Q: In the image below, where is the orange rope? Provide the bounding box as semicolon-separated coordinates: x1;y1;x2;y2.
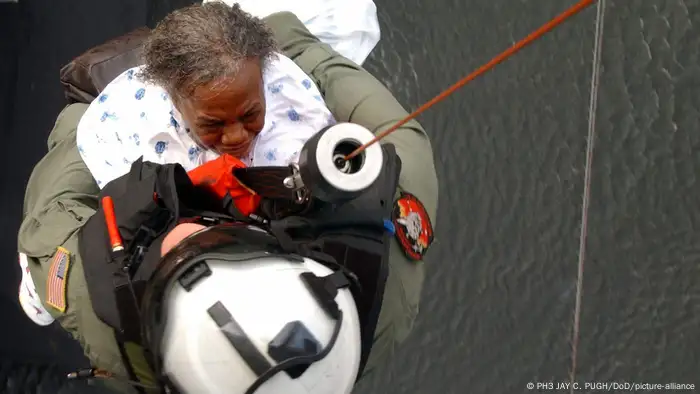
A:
345;0;597;160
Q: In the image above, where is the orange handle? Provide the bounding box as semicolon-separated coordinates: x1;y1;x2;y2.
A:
102;196;124;252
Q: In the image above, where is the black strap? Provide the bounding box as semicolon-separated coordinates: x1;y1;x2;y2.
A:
300;271;350;320
267;218;363;295
233;167;296;200
126;157;146;185
124;208;172;275
267;217;314;252
222;192;256;223
258;198;316;221
207;301;273;376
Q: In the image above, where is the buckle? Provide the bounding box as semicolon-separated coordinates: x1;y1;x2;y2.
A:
283;163;309;205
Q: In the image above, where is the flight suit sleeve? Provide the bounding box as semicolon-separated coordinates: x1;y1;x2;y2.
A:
264;12;440;378
17;103;141;393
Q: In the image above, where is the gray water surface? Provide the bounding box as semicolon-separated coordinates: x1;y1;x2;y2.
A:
358;0;700;393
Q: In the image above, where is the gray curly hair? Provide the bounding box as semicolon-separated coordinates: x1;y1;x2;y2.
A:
140;1;277;99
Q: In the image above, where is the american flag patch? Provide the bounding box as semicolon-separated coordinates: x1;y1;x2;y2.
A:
46;247;71;313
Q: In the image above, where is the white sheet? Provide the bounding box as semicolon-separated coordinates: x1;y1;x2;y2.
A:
205;0;380;66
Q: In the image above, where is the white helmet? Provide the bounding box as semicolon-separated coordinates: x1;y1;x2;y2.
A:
141;224;363;394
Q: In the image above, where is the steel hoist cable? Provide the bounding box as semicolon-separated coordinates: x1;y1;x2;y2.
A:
570;0;606;391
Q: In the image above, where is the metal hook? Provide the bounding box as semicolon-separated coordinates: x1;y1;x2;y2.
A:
283;164;310;204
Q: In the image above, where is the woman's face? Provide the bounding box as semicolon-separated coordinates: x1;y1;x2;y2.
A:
176;59;266;158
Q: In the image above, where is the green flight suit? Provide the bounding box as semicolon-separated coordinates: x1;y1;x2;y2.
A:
17;11;438;393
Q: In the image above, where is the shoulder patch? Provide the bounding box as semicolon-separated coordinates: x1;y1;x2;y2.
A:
46;247;71;313
391;192;434;261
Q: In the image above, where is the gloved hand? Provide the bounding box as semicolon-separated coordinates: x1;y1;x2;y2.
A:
187;154;261;218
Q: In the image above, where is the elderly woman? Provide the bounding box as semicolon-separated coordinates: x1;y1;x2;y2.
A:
77;1;375;188
18;8;438;394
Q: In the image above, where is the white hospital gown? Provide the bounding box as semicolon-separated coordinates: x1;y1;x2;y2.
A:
76;53;335;188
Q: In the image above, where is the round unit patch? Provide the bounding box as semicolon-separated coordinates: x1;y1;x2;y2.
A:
391;192;434;261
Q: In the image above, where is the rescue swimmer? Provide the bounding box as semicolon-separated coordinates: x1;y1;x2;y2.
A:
17;9;438;394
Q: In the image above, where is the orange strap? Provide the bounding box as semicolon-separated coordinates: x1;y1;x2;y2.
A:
187;155;261;217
